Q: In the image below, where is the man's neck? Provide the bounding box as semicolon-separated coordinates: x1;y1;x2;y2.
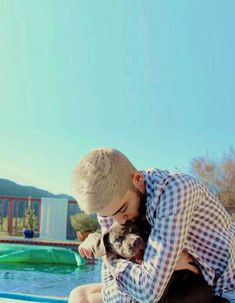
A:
134;203;151;243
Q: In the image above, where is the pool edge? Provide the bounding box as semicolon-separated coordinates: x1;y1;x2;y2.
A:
0;292;67;303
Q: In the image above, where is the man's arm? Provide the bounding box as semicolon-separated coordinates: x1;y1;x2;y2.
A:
101;259;137;303
98;216;137;302
105;174;203;302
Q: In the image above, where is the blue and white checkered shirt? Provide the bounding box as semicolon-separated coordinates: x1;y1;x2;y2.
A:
98;168;235;303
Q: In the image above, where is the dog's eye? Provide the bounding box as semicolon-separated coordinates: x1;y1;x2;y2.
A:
114;236;124;245
129;227;137;233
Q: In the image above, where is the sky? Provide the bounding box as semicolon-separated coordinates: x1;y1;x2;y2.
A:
0;0;234;196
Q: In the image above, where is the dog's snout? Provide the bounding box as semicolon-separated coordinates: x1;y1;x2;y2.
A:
132;238;144;250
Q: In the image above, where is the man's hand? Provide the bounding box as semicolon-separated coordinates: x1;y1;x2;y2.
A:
79;243;93;258
79;244;93;258
175;251;200;274
78;233;97;258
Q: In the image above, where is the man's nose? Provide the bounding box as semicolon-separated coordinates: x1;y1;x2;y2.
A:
113;214;128;225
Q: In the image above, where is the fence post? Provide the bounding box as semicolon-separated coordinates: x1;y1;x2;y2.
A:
8;198;14;236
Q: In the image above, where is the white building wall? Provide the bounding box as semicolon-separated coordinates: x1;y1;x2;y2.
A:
39;198;68;241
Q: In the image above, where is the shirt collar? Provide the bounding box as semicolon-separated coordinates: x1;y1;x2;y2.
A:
142;168;170;225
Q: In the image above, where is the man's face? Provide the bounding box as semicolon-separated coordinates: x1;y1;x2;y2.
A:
98;172;146;224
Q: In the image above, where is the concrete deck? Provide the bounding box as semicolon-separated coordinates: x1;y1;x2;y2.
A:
0;299;47;303
0;293;67;303
0;299;30;303
0;299;67;303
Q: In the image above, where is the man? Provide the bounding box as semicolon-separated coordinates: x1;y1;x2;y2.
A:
69;148;235;303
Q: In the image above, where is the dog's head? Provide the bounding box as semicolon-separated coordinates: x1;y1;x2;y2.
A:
92;221;146;263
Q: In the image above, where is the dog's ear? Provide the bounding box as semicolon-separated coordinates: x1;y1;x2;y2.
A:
90;232;108;258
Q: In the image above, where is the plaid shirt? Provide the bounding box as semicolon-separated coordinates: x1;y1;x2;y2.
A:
98;168;235;303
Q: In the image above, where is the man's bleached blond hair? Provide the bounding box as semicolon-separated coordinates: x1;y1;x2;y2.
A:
72;148;136;213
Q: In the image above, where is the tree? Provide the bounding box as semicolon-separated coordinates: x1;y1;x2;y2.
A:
190;148;235;207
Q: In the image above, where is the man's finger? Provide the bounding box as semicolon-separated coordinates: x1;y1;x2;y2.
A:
80;248;92;258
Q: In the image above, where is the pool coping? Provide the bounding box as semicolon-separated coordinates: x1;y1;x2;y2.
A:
0;293;67;303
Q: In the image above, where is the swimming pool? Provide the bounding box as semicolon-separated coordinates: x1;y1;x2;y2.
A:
0;260;101;298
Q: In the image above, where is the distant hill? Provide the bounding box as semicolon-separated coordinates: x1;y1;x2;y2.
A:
0;178;73;200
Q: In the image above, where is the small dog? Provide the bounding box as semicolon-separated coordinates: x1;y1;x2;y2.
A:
86;221;228;303
90;221;146;263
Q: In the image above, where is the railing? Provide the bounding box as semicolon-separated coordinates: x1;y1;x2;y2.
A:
0;196;41;236
1;196;233;239
0;196;80;239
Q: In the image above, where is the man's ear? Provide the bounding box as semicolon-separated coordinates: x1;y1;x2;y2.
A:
132;171;145;192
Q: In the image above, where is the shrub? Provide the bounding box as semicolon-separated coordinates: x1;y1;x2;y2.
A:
70;213;99;232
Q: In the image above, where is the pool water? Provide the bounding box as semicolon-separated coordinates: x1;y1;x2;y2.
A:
0;260;101;297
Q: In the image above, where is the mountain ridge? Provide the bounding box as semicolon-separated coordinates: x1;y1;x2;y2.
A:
0;178;73;200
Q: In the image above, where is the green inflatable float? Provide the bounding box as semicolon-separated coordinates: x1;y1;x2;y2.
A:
0;243;85;266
